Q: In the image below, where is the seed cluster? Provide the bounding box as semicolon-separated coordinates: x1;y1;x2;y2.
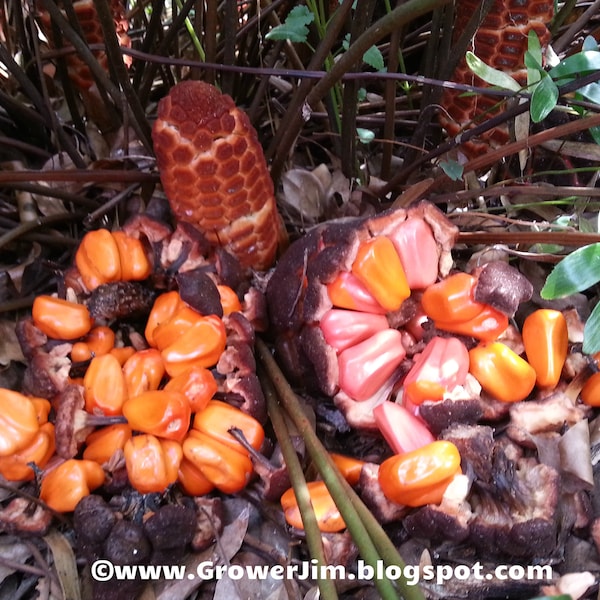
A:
1;220;267;520
266;202;595;533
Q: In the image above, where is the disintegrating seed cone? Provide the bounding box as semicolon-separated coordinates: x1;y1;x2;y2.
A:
36;0;131;91
439;0;553;157
152;81;287;270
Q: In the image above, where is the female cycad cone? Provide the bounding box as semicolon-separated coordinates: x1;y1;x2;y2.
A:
439;0;553;157
37;0;131;91
152;81;286;270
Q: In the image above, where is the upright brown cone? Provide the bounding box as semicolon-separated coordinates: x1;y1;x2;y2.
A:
152;81;286;270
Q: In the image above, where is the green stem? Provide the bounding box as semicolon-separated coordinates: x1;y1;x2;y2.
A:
174;0;206;60
265;0;354;164
268;0;452;184
261;368;339;600
256;339;426;600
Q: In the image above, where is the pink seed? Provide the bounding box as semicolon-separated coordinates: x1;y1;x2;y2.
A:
320;309;390;352
373;401;435;454
337;329;406;401
389;217;439;289
403;336;470;405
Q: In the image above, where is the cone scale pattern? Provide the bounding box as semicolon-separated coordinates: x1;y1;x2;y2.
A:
152;81;285;271
439;0;554;157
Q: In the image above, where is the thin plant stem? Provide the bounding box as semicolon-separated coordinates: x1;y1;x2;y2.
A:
341;0;377;179
93;0;152;145
174;0;206;60
137;0;197;105
41;0;153;153
260;367;339;600
268;0;452;184
257;338;427;600
0;212;87;251
265;0;354;165
0;44;86;168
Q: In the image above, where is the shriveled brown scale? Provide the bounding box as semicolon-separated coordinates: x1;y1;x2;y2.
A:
14;318;48;361
441;424;496;482
221;373;267;424
358;463;407;524
473;260;534;317
53;383;94;458
217;343;256;377
86;281;156;322
419;396;484;434
506;391;591;445
471;459;561;557
121;212;173;246
152;81;287;271
321;531;359;570
249;446;292;503
191;496;224;551
0;498;52;536
176;269;223;318
17;329;71;399
403;479;472;543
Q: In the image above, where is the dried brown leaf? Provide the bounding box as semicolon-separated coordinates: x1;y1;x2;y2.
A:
280;166;332;223
213;551;289;600
559;419;594;491
280;165;350;225
0;535;33;585
0;321;24;366
44;529;82;600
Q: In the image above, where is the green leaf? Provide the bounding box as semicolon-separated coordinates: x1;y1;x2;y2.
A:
530;73;559;122
342;35;385;72
531;243;564;255
549;50;600;83
583;300;600;354
265;6;314;43
583;35;599;52
439;159;464;181
363;45;385;72
554;215;573;228
590;125;600;145
524;48;543;87
466;51;521;91
527;30;543;67
576;82;600;106
540;243;600;299
578;216;596;233
356;128;375;144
